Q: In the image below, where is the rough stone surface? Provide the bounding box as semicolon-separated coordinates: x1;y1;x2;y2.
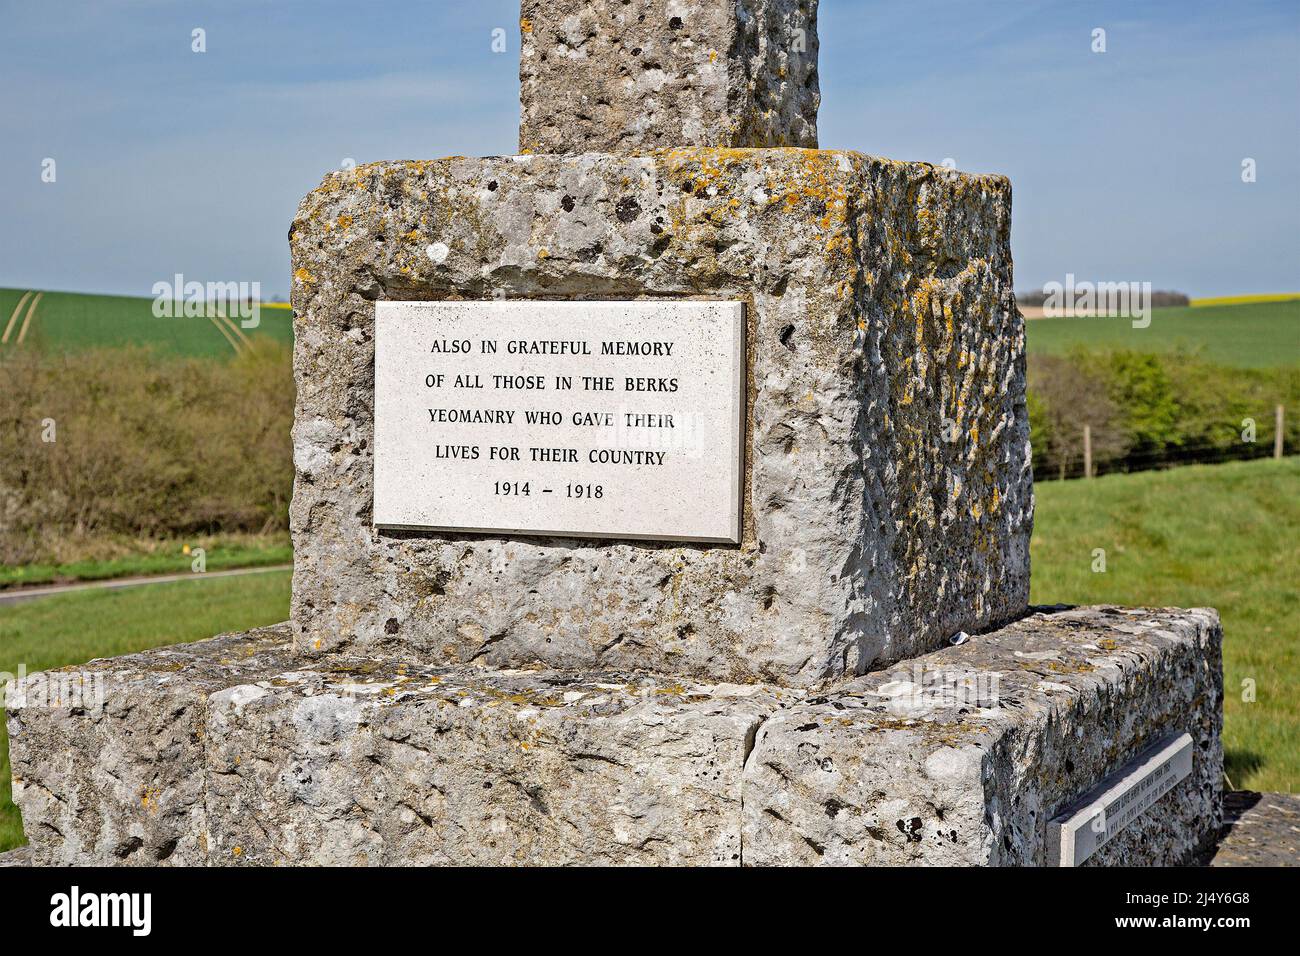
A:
4;626;294;866
520;0;819;154
1199;791;1300;867
0;846;32;867
6;606;1221;866
288;149;1032;686
205;661;783;866
743;606;1224;865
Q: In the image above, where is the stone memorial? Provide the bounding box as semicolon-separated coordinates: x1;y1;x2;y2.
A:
5;0;1222;866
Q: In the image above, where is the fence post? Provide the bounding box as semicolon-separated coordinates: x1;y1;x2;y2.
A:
1276;405;1285;460
1084;424;1093;479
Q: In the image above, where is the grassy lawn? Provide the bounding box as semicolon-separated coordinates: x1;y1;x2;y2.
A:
0;533;292;590
1026;299;1299;368
1031;457;1300;793
0;569;291;851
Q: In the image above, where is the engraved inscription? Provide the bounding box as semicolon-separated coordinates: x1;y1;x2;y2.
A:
372;301;745;542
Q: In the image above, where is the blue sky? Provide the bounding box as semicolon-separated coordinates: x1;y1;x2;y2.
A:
1;0;1296;298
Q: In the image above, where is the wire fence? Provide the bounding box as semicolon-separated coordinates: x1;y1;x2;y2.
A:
1034;411;1289;482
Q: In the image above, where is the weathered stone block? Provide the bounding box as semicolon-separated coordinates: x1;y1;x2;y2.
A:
5;626;294;866
519;0;820;153
8;607;1222;866
288;149;1032;687
0;847;32;867
204;661;782;866
742;606;1224;865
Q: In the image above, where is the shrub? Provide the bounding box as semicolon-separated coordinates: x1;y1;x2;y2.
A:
1027;354;1130;478
1028;349;1299;478
0;341;294;565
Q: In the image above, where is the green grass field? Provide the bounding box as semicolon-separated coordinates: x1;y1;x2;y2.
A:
1032;457;1299;794
0;288;293;358
1026;299;1300;368
0;569;292;851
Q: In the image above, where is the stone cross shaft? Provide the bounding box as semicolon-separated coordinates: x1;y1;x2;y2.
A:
519;0;819;153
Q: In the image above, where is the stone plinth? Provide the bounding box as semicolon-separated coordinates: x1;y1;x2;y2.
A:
5;607;1222;866
4;626;295;867
520;0;820;153
742;605;1223;866
206;663;780;866
288;149;1032;687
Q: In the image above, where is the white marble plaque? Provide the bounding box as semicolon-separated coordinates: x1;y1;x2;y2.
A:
1048;732;1194;867
372;300;745;543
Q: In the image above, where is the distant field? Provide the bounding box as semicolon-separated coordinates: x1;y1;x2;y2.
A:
1032;457;1300;793
1191;293;1300;308
0;288;292;358
10;288;1295;367
1025;300;1299;369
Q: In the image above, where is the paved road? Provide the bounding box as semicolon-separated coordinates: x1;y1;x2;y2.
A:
0;564;292;606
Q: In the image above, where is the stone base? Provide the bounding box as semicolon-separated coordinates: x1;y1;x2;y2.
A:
1199;791;1300;867
0;847;33;867
6;607;1222;866
4;626;297;866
